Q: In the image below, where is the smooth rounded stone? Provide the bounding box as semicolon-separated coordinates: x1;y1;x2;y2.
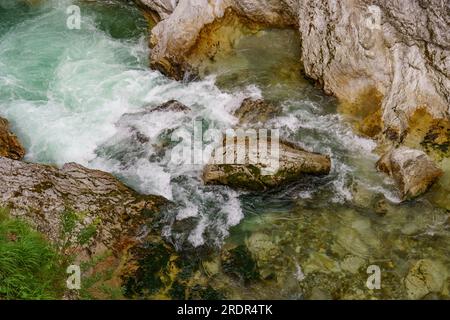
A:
0;116;25;160
350;218;381;250
377;147;443;200
234;98;280;125
340;256;366;274
334;227;370;258
401;222;422;236
341;289;371;300
303;252;340;275
308;287;333;300
404;259;449;300
203;139;331;191
202;258;221;277
245;232;282;279
350;181;378;209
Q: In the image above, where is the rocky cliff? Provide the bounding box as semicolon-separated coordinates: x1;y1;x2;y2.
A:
139;0;450;149
0;157;166;258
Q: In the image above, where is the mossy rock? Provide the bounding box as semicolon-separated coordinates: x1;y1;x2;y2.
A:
221;245;260;284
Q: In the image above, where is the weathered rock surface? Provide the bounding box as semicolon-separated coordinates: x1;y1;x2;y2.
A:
141;0;450;146
245;232;282;279
203;96;329;190
108;99;190;159
404;259;448;300
135;0;179;21
120;100;190;123
0;117;25;160
376;147;443;200
203;138;331;191
0;156;166;257
234;98;280;125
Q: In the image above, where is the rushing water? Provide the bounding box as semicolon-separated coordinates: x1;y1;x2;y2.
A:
1;0;449;299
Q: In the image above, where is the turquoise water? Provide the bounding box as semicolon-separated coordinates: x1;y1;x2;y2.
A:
1;0;449;299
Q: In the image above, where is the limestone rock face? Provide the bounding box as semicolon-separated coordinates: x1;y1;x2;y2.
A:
135;0;179;21
0;117;25;160
0;157;166;256
203;139;331;191
376;147;443;200
142;0;450;144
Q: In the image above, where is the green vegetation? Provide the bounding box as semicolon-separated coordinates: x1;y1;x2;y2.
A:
59;209;99;251
0;208;67;299
123;242;172;298
78;251;124;300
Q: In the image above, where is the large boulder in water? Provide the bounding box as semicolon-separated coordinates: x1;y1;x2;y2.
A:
203;138;331;191
0;117;25;160
376;147;443;200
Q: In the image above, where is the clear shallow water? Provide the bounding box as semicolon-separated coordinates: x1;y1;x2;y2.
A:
1;0;449;299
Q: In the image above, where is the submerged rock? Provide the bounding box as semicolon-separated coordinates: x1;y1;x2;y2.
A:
151;99;191;113
0;117;25;160
221;245;260;284
303;252;340;275
106;99;190;161
245;232;282;279
404;259;448;300
234;98;280;125
203;139;331;191
0;157;166;257
376;147;443;200
340;256;366;274
119;100;190;124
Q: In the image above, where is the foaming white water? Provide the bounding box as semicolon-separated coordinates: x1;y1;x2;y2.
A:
0;1;402;249
0;2;247;247
269;101;399;204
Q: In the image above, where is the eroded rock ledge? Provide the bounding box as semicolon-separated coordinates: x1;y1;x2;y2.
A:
140;0;450;148
0;156;166;258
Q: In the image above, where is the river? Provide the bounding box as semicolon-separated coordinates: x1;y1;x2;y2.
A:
1;0;449;299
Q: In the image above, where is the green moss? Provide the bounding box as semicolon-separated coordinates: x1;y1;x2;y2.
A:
0;208;68;299
222;245;260;284
221;165;266;191
59;209;99;248
61;209;79;235
77;224;98;246
169;280;186;300
122;242;172;298
175;253;200;281
189;284;225;300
